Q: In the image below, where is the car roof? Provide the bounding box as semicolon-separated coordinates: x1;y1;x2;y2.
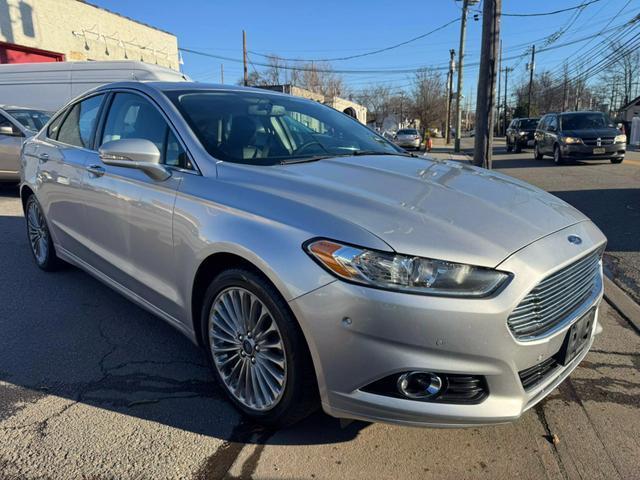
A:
94;81;293;98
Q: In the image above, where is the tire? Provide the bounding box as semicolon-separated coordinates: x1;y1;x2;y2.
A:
506;139;513;152
534;143;543;160
610;157;623;164
514;142;522;153
201;268;318;428
25;195;62;271
553;145;564;165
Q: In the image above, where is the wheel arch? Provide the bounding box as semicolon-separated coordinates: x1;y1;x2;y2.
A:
19;184;35;214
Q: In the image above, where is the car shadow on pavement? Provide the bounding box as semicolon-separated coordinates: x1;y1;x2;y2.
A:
491;155;598;169
0;213;368;446
0;183;19;198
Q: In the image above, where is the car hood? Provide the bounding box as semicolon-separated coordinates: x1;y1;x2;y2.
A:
562;128;619;138
218;155;588;268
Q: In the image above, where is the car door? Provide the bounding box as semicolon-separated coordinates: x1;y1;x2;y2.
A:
82;90;190;319
544;115;559;154
34;94;106;256
0;111;24;180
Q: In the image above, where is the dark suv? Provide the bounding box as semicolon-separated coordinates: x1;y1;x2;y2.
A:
506;117;539;152
534;111;626;164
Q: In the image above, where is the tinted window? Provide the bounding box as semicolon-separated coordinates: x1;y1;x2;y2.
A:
167;90;402;165
101;92;190;169
561;113;614;130
520;119;539;129
47;111;66;139
398;129;418;135
57;95;104;148
0;114;13;132
6;109;50;131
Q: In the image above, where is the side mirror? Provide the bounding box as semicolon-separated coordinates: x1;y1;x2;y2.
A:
0;124;22;137
99;138;171;181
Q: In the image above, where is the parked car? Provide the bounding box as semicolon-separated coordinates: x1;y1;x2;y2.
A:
394;128;422;150
21;82;606;428
506;117;539;153
534;111;626;164
0;105;51;183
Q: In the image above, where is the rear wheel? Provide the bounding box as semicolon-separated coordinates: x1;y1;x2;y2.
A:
553;145;564;165
25;195;62;271
202;268;318;427
610;157;623;164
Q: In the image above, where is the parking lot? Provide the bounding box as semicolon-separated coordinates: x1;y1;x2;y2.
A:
1;146;639;479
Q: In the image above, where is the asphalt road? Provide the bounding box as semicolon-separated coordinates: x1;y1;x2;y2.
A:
0;169;639;479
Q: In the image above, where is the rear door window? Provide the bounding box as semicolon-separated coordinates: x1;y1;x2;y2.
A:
56;95;105;148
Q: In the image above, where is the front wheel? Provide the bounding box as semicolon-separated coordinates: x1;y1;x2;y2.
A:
553;145;564;165
610;157;623;164
534;143;543;160
202;268;318;428
25;195;62;271
506;139;513;152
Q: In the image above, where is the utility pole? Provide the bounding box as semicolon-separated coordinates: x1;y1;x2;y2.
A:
242;30;248;86
445;48;456;145
496;40;502;136
562;63;569;111
502;67;512;136
220;64;224;84
473;0;501;168
454;0;473;152
527;45;536;117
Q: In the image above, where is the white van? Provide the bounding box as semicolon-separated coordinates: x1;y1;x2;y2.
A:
0;61;190;112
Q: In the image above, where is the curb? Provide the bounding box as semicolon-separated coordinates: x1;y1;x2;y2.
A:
603;275;640;332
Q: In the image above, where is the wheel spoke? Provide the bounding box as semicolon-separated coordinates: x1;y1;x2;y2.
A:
208;286;287;411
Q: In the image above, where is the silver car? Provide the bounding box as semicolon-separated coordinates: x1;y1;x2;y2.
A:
394;128;422;150
20;82;606;428
0;106;51;183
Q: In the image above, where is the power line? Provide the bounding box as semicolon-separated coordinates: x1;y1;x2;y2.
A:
247;18;460;63
500;0;603;17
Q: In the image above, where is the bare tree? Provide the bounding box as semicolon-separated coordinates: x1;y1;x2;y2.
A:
411;68;447;131
355;85;393;129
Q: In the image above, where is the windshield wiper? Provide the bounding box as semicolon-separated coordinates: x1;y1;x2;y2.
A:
280;155;335;165
349;150;418;158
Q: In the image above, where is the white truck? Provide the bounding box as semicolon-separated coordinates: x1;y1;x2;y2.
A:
0;61;190;112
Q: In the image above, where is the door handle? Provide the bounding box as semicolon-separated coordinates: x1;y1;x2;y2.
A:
38;153;49;162
86;164;106;177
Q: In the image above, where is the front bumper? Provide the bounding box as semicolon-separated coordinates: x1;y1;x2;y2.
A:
289;221;606;427
561;142;626;159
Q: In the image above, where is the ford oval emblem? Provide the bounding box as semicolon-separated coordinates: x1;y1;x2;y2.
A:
568;235;582;245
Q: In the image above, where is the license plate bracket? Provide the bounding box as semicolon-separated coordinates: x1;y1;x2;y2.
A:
593;147;606;154
557;309;595;366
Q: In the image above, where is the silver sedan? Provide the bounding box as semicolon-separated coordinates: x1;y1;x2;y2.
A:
20;82;606;427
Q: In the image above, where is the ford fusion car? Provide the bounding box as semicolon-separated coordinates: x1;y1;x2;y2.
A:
20;82;606;427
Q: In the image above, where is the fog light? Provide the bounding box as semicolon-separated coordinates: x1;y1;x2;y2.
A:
397;371;442;399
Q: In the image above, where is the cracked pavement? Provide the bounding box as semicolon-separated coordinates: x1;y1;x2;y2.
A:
1;184;639;480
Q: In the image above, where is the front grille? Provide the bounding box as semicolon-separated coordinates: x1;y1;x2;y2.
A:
583;137;614;146
519;357;559;390
508;250;601;340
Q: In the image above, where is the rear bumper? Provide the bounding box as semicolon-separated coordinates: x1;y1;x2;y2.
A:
561;143;626;159
289;221;607;427
395;139;421;148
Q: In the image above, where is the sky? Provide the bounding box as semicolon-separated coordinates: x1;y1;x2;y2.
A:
92;0;638;104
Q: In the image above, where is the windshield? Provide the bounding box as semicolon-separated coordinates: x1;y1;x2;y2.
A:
520;119;539;129
166;90;402;165
6;109;51;131
561;113;614;130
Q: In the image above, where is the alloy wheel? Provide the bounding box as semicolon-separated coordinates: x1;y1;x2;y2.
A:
26;199;49;265
208;287;287;411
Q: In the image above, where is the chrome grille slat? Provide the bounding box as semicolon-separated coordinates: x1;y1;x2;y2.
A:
535;255;599;291
509;272;596;322
508;250;601;340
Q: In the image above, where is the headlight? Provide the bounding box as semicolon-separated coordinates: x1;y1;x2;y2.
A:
519;131;527;136
305;239;510;297
614;134;627;143
563;137;582;144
